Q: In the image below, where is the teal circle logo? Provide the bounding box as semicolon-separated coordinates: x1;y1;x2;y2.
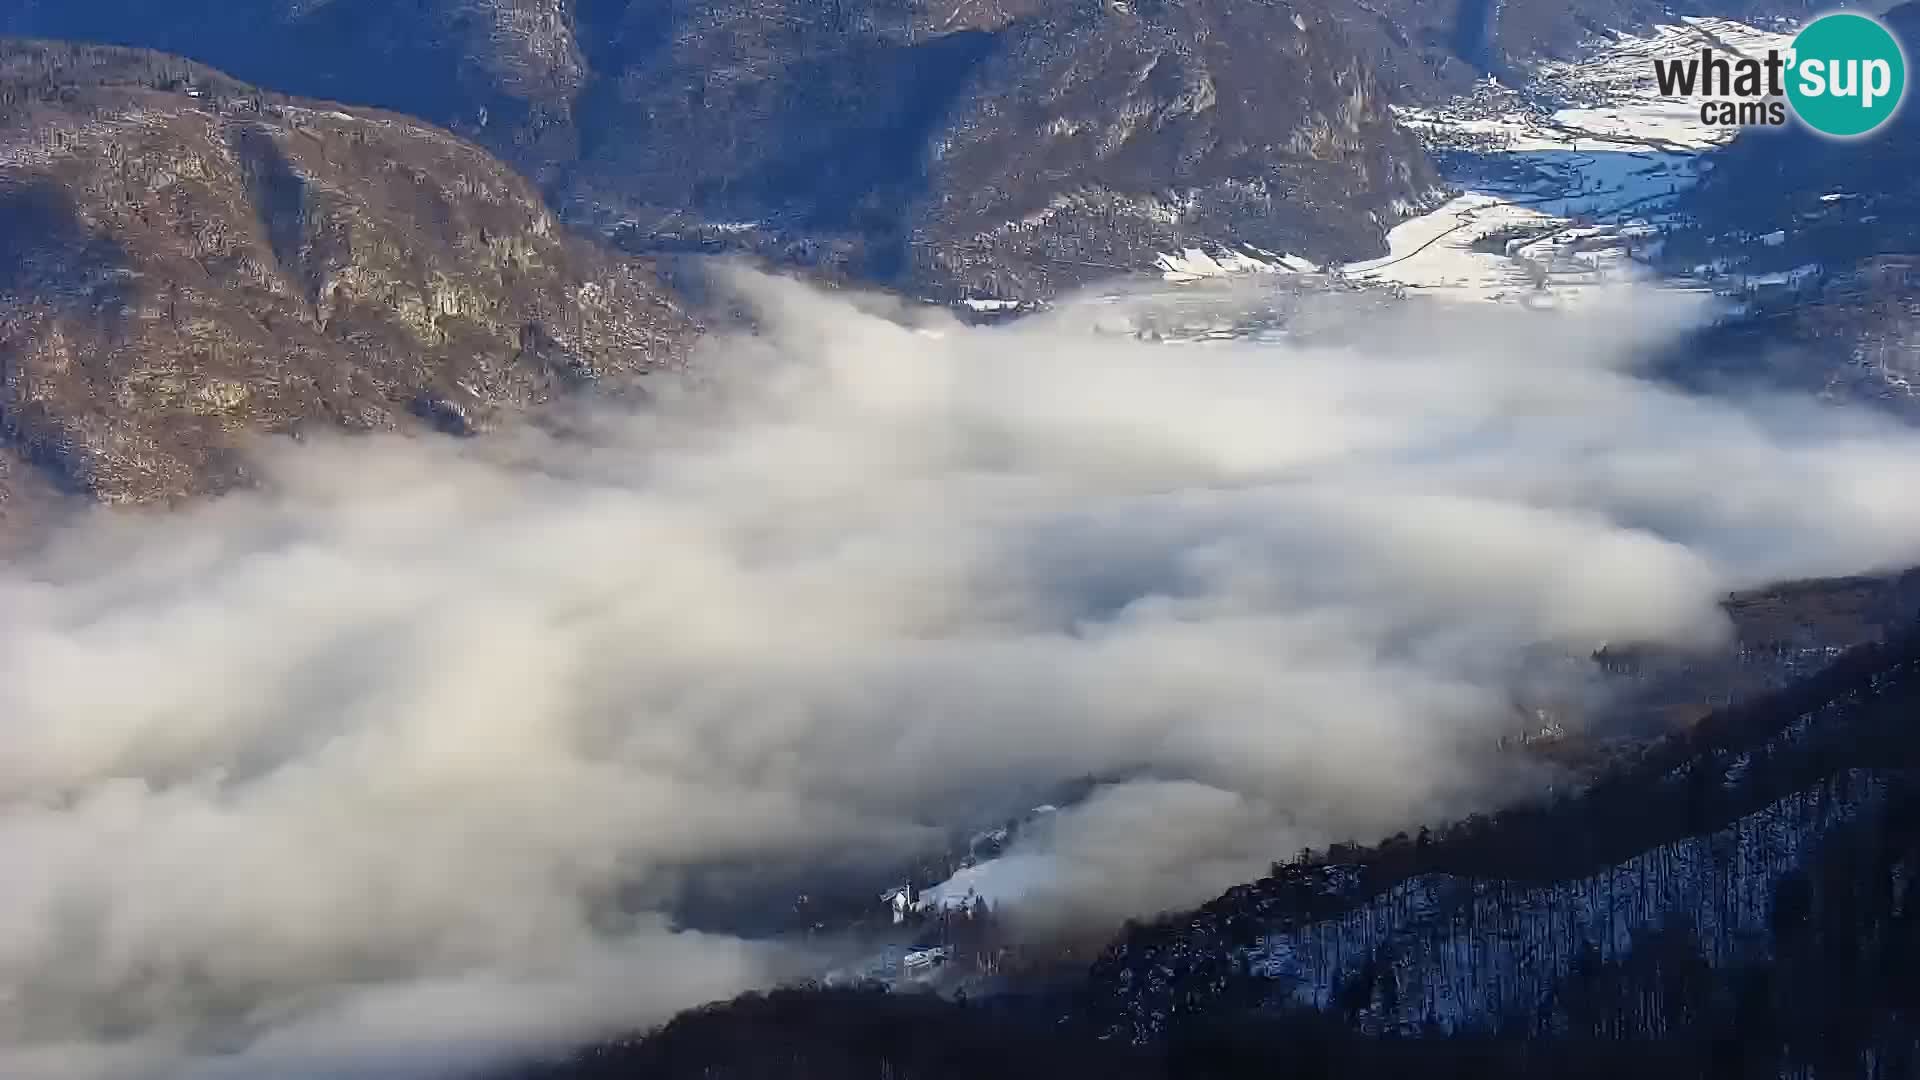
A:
1786;12;1907;138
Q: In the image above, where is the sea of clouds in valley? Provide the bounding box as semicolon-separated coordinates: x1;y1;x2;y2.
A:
5;267;1920;1078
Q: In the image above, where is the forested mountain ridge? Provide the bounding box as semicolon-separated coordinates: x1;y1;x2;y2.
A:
1085;617;1920;1051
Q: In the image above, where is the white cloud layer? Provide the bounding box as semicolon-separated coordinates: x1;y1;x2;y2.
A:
5;268;1920;1077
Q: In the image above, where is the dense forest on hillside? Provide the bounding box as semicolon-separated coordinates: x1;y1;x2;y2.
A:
1086;618;1920;1035
502;984;1736;1080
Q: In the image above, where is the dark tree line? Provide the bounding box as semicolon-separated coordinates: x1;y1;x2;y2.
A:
1110;616;1920;948
505;969;1920;1080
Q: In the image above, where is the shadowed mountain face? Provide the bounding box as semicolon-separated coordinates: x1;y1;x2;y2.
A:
0;40;691;526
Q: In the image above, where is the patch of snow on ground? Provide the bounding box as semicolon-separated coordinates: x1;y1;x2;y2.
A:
1745;262;1821;288
916;853;1059;913
1156;244;1315;282
962;297;1025;312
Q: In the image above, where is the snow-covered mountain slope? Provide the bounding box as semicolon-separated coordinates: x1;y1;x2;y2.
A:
1245;771;1885;1030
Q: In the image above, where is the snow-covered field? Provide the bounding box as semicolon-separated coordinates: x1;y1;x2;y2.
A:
1341;17;1795;306
1120;17;1801;324
1154;244;1321;283
971;19;1806;324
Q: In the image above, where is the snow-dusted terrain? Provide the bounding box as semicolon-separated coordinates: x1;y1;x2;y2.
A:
913;805;1063;915
1133;18;1795;309
1340;18;1794;306
963;17;1812;326
1104;16;1805;336
1087;630;1920;1041
1245;771;1886;1031
1154;245;1322;283
1089;769;1890;1040
916;853;1058;914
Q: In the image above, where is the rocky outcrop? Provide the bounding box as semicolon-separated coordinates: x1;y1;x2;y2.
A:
0;40;691;522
